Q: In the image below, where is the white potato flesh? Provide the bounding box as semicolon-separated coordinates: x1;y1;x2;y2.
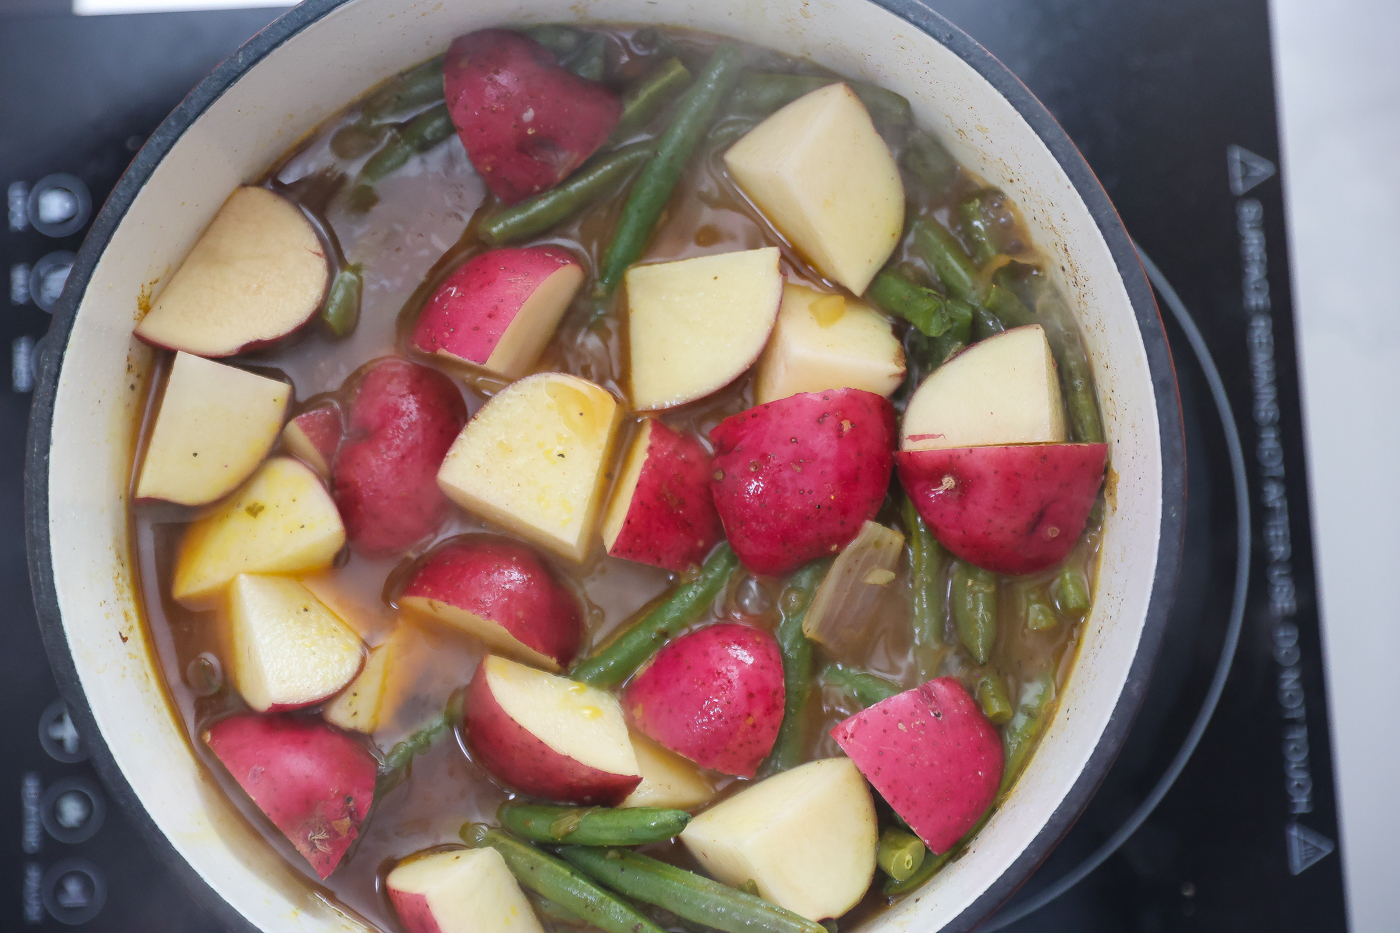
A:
483;656;639;779
484;263;585;379
725;85;903;294
172;457;346;608
387;847;544;933
626;248;782;411
901;324;1067;450
621;730;716;810
324;640;395;732
136;352;290;506
436;373;620;562
680;757;877;921
228;574;364;712
134;186;329;356
753;285;905;404
599;419;654;551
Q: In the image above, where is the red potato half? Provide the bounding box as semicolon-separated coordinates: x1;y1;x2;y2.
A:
282;402;342;476
897;443;1108;575
444;30;621;205
463;655;641;805
412;246;584;380
203;713;376;879
333;358;468;556
830;677;1002;854
623;623;785;778
399;535;583;672
133;186;329;357
601;419;723;573
387;848;544;933
709;388;896;576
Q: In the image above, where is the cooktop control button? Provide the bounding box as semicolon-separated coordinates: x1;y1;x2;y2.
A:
41;858;105;925
29;251;75;313
38;700;87;763
41;777;105;844
27;174;91;238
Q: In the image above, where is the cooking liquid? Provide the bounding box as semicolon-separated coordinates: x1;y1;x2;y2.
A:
129;25;1103;932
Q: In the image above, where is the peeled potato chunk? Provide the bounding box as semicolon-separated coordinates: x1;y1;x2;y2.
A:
902;324;1066;451
754;284;905;404
725;85;903;294
436;373;620;561
136;352;291;506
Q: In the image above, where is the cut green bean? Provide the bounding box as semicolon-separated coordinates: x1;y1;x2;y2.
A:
357;102;454;186
877;828;926;882
1023;276;1104;443
974;672;1013;725
608;57;692;143
522;24;588;60
1055;567;1091;616
360;55;445;123
558;846;826;933
928;298;975;367
1001;671;1056;793
902;130;958;193
762;562;828;776
1025;592;1058;632
497;803;691;847
460;825;667;933
595;43;746;297
911;218;980;304
571;544;739;687
951;563;997;665
819;663;902;709
984;277;1036;328
567;33;607;82
868;270;957;338
901;496;947;680
957;192;1001;266
728;73;912;126
971;304;1005;340
376;696;463;795
481;141;655;245
320;264;362;338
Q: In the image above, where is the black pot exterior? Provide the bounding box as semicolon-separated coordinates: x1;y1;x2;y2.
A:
23;2;1185;930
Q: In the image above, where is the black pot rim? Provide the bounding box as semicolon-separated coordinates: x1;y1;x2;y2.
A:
23;2;1185;931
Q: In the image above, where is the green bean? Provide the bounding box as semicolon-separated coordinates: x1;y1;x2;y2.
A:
595;43;746;297
762;562;827;776
1055;567;1091;616
357;102;454;186
1023;276;1104;443
950;563;997;665
320;265;362;338
497;803;691;846
957;192;1001;266
868;270;958;338
567;33;607;82
728;73;912;126
819;663;902;709
911;218;980;304
902;130;958;193
882;809;992;896
558;847;826;933
877;828;926;882
360;55;446;123
531;895;587;927
971;304;1005;340
928;299;975;366
609;57;692;143
330;122;389;160
522;24;589;60
974;672;1013;725
1001;671;1056;793
1025;591;1058;632
901;497;946;673
481;141;655;245
376;696;463;795
984;277;1036;328
460;824;667;933
571;544;739;687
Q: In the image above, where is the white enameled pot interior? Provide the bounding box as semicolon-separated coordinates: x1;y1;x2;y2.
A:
46;0;1162;930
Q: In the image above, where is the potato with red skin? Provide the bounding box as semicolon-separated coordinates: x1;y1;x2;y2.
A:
387;848;543;933
333;359;468;556
203;713;376;879
897;443;1108;575
601;419;723;573
464;655;641;806
444;30;621;205
709;388;896;576
412;246;584;380
622;622;785;778
399;535;582;671
281;401;342;475
830;677;1002;854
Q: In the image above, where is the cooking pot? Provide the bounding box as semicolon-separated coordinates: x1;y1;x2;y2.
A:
24;0;1184;930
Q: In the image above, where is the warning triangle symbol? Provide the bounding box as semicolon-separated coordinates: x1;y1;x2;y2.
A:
1285;821;1335;875
1228;144;1277;197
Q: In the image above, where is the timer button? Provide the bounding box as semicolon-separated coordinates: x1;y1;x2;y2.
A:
41;777;106;844
38;700;87;764
41;858;106;925
27;174;91;238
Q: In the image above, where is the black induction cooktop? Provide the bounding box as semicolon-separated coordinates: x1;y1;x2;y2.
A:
0;1;1345;930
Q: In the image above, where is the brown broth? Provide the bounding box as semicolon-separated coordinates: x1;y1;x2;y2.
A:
129;24;1104;933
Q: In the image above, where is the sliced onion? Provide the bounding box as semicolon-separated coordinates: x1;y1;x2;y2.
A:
802;520;905;660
